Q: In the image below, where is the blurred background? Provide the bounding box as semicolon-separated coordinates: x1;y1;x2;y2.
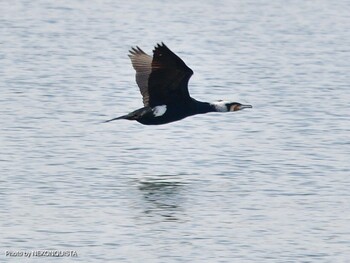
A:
1;0;349;262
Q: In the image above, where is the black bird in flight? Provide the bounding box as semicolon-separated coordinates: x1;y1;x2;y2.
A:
105;43;252;125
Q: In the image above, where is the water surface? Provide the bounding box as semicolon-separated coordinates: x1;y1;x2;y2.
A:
1;0;349;262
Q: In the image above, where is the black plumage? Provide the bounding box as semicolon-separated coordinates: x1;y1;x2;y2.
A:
105;43;252;125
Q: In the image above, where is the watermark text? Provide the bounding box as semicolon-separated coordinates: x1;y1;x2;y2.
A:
5;250;78;258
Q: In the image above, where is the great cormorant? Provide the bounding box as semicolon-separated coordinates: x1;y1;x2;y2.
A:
105;43;252;125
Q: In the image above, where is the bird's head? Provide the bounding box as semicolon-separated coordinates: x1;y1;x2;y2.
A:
227;102;253;111
212;100;252;112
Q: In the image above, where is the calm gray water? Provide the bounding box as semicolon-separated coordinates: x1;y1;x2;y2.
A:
1;0;349;262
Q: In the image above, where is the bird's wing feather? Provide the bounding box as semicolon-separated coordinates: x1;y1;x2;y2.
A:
128;47;152;106
148;43;193;106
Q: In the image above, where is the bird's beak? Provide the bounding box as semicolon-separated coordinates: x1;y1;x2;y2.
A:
239;104;253;110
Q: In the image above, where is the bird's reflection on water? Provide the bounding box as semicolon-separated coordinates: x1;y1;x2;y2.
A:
136;175;188;222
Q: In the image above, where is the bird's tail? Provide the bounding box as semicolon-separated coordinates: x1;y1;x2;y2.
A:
104;107;149;123
104;114;129;123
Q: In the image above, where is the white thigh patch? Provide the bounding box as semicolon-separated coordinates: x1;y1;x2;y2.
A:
152;105;167;117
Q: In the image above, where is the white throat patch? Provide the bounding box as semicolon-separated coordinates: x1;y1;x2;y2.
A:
211;101;229;112
152;105;167;117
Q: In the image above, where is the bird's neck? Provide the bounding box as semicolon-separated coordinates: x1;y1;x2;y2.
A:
192;100;216;114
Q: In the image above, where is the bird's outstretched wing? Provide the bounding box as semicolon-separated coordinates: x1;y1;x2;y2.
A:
128;47;152;106
149;43;193;106
128;43;193;108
